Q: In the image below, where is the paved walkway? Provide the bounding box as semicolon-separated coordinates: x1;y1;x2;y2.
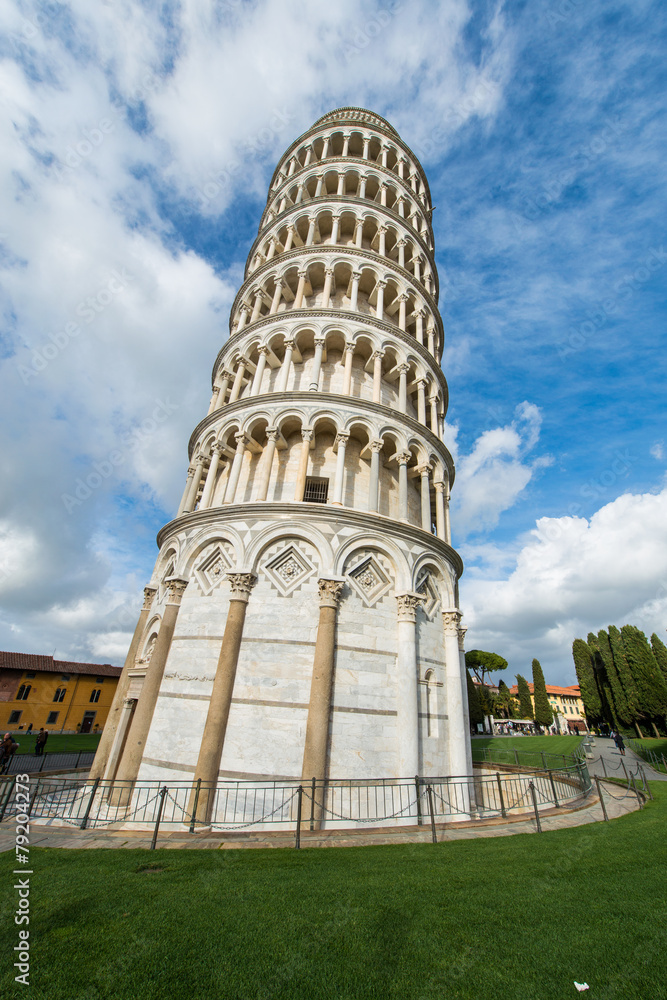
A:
584;737;667;781
0;783;643;851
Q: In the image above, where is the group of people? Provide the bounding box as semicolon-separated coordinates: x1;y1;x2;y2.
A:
0;728;49;774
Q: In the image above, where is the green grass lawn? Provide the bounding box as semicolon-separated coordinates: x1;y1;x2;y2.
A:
472;734;584;756
629;737;667;773
1;784;665;1000
9;733;101;755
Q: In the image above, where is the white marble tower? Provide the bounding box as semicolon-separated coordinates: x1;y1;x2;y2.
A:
92;107;471;803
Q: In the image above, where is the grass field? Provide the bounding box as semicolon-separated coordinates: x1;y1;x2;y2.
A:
629;737;667;773
472;734;585;756
1;783;664;1000
8;733;101;755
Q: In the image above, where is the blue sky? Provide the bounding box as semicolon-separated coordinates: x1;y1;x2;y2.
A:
0;0;665;686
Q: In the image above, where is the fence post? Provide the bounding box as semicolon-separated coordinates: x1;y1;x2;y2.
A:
529;781;542;833
414;775;423;825
295;785;303;849
629;775;643;811
39;754;46;773
640;767;653;800
620;759;628;780
594;777;609;821
601;757;608;778
79;778;100;830
541;752;547;770
548;770;560;808
427;785;437;844
309;777;316;831
0;776;17;822
27;780;40;818
76;751;81;769
495;773;507;818
189;779;201;834
150;786;168;850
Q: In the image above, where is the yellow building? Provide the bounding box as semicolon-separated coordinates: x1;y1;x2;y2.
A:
0;651;121;733
509;682;587;732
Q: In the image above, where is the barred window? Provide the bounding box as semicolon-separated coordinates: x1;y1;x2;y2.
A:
303;477;329;503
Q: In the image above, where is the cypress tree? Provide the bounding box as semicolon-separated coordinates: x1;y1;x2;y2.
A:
495;679;512;718
621;625;667;737
532;658;553;730
466;669;484;727
516;674;534;720
608;624;641;723
594;630;632;726
587;632;617;730
572;638;602;723
650;633;667;685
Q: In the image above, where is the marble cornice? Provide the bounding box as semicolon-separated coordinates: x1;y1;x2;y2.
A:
156;502;464;580
187;390;455;483
210;313;448;397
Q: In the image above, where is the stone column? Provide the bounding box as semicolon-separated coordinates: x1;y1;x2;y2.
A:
419;464;432;531
250;289;264;324
458;624;473;776
354;218;363;248
321;268;334;309
443;476;452;544
417;379;427;424
398;294;408;331
342;133;350;156
395;593;425;788
358;175;367;198
371;351;384;402
306;218;317;246
269;281;283;315
236;303;250;331
191;573;257;824
228;359;247;404
434;481;446;540
442;610;469;782
362;136;370;159
200;443;223;509
112;578;188;803
321;136;330;159
377;225;386;256
349;271;361;312
301;579;345;795
214;370;232;410
368;439;383;512
380;183;387;207
183;453;205;512
314;174;324;197
415;310;424;345
337;171;345;196
283;226;295;252
332;433;349;505
294;270;308;308
398;364;409;413
397;452;410;521
257;428;278;501
251;347;269;394
342;344;355;395
223;433;247;504
207;387;220;415
266;238;277;260
89;585;157;780
330;214;340;245
177;466;195;516
397;240;406;268
310;337;325;390
294;428;313;501
102;698;136;782
276;339;294;393
375;279;386;319
429;395;439;431
428;325;436;356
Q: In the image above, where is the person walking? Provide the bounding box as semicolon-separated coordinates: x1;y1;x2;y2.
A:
613;731;626;756
34;728;48;756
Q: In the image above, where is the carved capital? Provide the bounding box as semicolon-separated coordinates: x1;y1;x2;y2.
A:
372;349;385;361
234;432;248;450
351;270;362;281
142;586;157;610
433;480;445;494
417;463;433;477
314;336;326;347
396;592;425;622
344;342;356;355
397;363;410;375
458;626;467;652
227;572;257;603
211;442;225;457
266;427;279;443
221;369;234;381
165;577;189;606
123;697;136;708
257;345;269;356
283;338;296;350
335;432;350;448
442;609;463;636
318;578;345;609
301;427;314;443
370;439;384;454
397;451;411;466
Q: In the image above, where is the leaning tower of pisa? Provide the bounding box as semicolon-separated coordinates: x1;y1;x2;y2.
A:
91;107;471;806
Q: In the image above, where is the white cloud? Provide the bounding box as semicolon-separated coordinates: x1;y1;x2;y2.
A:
651;441;664;461
461;485;667;685
447;402;551;538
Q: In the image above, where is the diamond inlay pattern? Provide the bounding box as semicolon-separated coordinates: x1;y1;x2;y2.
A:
346;554;392;607
264;544;316;596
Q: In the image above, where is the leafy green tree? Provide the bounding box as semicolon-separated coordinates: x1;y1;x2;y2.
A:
621;625;667;737
466;669;484;727
465;650;508;686
608;625;642;733
516;674;534;720
650;633;667;685
494;680;513;719
532;658;553;730
587;632;620;729
572;638;603;724
594;629;631;726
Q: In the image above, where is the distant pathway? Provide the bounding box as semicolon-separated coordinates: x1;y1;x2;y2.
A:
585;736;667;782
